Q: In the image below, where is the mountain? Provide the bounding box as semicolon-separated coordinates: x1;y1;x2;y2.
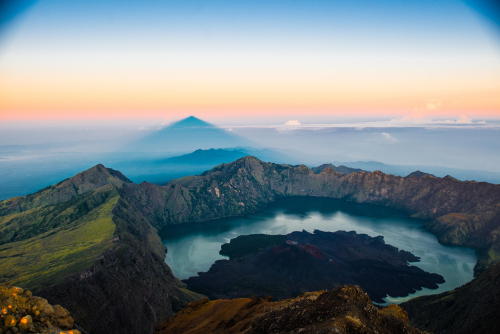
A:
130;156;500;272
312;163;364;174
113;147;291;185
184;230;444;303
129;116;249;153
0;165;200;334
157;286;425;334
156;148;250;165
336;160;500;184
2;156;500;333
402;262;500;334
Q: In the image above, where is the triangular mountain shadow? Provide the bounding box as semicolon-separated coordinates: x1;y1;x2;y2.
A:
127;116;249;153
166;116;213;128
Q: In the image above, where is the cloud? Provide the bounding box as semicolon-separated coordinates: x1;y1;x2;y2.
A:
389;112;486;127
380;132;398;143
456;114;473;124
284;120;302;127
425;100;442;111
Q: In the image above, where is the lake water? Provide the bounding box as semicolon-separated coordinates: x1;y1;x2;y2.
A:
161;197;477;303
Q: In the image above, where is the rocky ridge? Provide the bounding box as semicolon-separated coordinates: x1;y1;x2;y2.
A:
157;286;426;334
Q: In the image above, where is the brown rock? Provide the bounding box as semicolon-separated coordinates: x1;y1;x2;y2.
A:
0;285;79;334
157;286;425;334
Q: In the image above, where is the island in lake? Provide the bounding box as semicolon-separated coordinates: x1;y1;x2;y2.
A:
185;230;444;302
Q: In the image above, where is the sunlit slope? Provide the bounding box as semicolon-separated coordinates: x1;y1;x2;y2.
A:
0;165;128;289
0;194;118;289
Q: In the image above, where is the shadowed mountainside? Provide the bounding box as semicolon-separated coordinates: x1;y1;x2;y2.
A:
157;286;425;334
128;116;248;153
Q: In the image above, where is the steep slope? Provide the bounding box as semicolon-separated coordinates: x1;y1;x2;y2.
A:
0;165;127;287
402;262;500;334
157;286;425;334
130;116;248;153
0;165;199;334
0;164;129;217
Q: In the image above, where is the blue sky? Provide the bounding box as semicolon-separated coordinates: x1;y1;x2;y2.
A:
0;0;499;120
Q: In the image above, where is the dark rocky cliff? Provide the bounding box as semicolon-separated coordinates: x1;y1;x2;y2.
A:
402;262;500;334
36;196;200;334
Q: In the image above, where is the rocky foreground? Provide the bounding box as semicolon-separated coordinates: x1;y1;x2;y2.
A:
185;230;444;302
0;285;80;334
1;156;499;333
157;286;425;334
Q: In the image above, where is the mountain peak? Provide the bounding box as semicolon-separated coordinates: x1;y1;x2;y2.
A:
131;115;248;153
169;116;213;129
0;164;131;217
76;164;131;184
406;171;435;178
41;164;131;198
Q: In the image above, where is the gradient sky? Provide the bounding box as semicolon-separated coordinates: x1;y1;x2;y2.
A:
0;0;499;121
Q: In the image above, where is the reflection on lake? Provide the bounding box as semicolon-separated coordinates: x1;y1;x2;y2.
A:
161;197;476;303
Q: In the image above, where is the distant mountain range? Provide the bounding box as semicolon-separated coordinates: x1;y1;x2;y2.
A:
113;147;291;184
334;160;500;184
129;116;249;153
157;148;248;165
2;116;498;201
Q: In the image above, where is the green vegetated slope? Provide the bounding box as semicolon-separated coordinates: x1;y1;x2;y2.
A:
0;165;125;289
0;185;116;244
0;194;118;289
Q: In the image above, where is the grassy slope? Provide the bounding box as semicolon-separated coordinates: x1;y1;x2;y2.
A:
0;195;118;289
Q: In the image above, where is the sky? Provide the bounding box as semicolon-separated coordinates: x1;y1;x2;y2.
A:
0;0;500;121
